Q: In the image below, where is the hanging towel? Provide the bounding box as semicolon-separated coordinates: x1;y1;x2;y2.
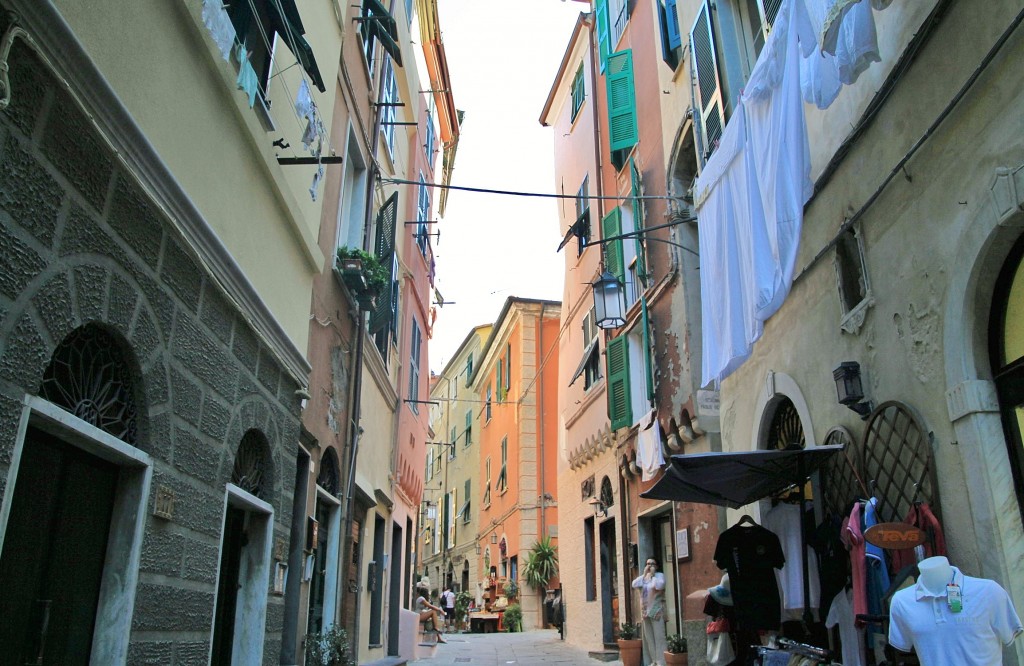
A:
295;79;314;120
635;410;665;481
235;44;259;108
202;0;236;61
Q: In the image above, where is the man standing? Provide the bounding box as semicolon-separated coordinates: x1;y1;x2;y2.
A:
442;586;457;632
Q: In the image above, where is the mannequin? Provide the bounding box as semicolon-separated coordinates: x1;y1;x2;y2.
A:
916;556;953;596
889;556;1022;665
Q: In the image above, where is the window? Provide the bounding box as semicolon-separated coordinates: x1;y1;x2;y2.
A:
833;226;873;334
425;107;436;162
483;457;492;506
361;0;403;70
426;452;433;480
570;309;602;390
658;0;683;69
417;174;431;257
689;0;782;163
609;0;628;47
338;128;368;250
570;63;585;122
485;385;492;421
223;0;326;108
408;319;422;411
465;354;474;386
601;204;643;307
447;488;456;549
380;57;399;157
497;437;508;493
449;427;457;459
496;360;504;402
605;311;654;430
462;479;472;524
606;50;638;170
505;344;512;395
465;410;473;447
575;176;591;257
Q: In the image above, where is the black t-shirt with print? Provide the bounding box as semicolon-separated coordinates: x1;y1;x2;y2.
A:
714;523;785;630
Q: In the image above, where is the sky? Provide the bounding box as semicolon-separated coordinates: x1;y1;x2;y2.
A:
426;0;587;374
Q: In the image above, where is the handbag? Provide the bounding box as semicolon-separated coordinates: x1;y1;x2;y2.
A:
706;617;731;634
706;629;736;666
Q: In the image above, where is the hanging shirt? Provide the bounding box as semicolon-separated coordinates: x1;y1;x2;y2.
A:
714;523;786;631
891;502;947;572
235;44;259;108
831;0;881;85
636;410;666;481
295;79;314;120
696;105;766;385
764;502;821;613
844;502;869;625
825;588;867;666
741;0;812;324
889;567;1023;665
795;0;842;109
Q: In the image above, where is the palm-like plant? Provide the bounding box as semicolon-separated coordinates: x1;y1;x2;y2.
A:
522;536;559;590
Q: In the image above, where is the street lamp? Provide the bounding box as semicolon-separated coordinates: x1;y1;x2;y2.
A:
592;270;626;329
832;361;873;418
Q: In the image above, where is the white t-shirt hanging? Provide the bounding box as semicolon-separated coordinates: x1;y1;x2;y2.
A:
826;588;867;666
795;0;842;109
763;502;820;612
832;0;881;84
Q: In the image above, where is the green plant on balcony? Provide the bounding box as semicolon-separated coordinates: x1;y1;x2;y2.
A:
522;536;558;591
336;247;388;305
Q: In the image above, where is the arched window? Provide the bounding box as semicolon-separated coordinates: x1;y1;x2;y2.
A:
232;429;271;499
317;448;340;496
991;234;1024;515
39;324;139;445
765;397;804;450
600;475;614;509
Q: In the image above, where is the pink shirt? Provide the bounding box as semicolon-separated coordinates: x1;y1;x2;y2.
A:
845;502;868;624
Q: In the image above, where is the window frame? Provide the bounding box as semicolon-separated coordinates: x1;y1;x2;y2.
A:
408;319;422;412
570;63;586;122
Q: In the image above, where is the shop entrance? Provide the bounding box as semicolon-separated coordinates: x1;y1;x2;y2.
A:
0;426;118;665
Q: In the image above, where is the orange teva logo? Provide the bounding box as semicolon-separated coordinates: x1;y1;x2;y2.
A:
864;522;927;550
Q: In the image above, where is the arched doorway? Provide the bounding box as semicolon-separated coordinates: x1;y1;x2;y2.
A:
991;233;1024;519
0;324;151;665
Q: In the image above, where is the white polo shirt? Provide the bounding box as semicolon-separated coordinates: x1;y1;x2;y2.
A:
889;567;1023;665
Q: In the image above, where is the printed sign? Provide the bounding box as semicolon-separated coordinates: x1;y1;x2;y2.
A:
864;522;927;550
697;390;720;417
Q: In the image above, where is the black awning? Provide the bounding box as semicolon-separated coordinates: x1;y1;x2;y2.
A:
640;445;845;508
269;0;326;92
557;210;589;252
568;338;599;387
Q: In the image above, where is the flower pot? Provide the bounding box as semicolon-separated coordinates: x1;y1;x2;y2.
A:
617;639;643;666
664;651;688;666
340;268;368;293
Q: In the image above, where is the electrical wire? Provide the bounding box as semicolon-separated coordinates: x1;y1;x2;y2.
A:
380;176;685;202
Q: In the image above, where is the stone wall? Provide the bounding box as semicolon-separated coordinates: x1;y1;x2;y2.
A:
0;43;302;664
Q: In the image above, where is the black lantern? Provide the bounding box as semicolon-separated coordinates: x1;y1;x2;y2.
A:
833;361;872;418
592;270;626;329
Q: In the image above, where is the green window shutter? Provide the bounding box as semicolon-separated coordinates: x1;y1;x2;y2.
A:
465;409;472;445
630;158;647;289
496;360;503;400
602;207;625;286
370;192;399;333
641;296;654;401
689;0;725;160
595;0;610;72
605;50;638;153
605;334;632;430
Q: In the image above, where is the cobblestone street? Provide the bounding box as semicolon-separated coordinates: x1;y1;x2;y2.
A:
412;629;621;666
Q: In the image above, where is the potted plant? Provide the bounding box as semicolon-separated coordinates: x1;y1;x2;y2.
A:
304;625;356;666
335;247;388;306
665;633;688;666
503;578;519;601
454;590;473;632
501;603;522;632
616;622;643;666
522;536;559;591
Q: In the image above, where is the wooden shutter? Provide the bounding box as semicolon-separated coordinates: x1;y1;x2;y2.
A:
602;207;625;287
630;158;647;289
595;0;611;71
606;50;638;153
665;0;681;49
689;1;724;160
605;334;632;430
641;296;654;401
370;192;398;333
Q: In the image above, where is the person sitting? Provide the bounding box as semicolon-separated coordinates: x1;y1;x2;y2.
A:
415;580;447;644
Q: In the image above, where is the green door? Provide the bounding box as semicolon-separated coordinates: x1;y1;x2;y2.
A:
0;426;119;665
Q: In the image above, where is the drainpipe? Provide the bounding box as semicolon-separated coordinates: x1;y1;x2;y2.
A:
338;40;387;661
586;14;607;228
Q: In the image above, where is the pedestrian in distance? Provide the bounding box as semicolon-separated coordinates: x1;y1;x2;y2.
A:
442;585;457;632
632;557;668;666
